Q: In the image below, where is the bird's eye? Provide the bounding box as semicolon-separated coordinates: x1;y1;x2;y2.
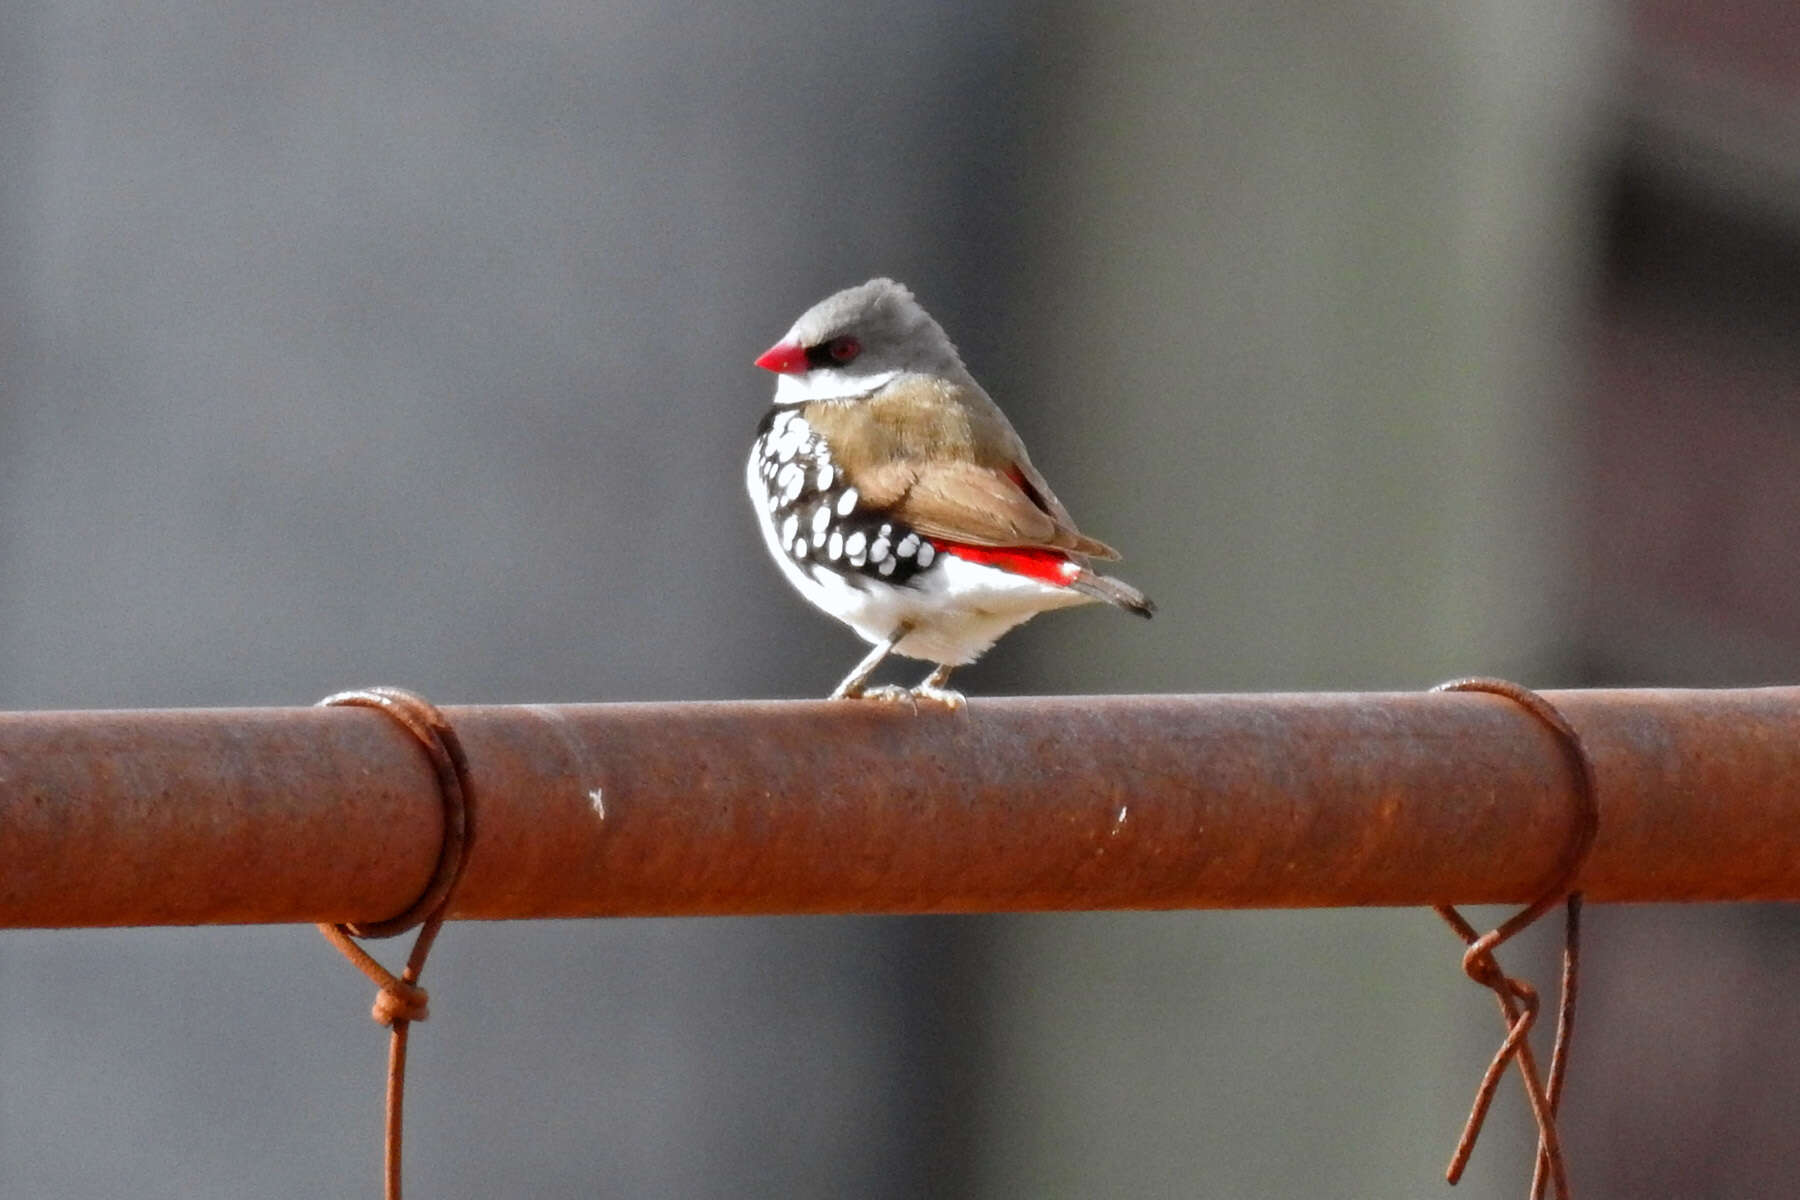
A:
804;335;863;370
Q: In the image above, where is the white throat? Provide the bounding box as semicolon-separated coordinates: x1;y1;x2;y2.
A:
773;367;899;406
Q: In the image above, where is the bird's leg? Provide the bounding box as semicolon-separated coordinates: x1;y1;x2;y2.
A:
910;664;965;710
829;625;913;701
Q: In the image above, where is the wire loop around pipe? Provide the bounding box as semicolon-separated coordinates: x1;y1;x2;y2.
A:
316;686;476;1200
1429;678;1599;1200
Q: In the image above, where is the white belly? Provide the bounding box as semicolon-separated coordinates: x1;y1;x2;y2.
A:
746;446;1091;665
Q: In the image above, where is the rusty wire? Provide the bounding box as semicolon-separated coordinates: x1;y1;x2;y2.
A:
1533;894;1584;1200
1430;679;1599;1200
315;688;475;1200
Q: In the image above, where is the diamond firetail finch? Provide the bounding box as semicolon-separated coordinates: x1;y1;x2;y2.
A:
746;278;1152;706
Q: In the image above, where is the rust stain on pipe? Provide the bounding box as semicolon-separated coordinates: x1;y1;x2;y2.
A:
1;689;1797;929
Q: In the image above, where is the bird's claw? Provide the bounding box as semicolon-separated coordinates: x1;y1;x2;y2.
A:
831;683;914;706
909;683;965;710
862;684;915;703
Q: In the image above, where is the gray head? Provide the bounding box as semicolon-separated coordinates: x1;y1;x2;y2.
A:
755;278;966;401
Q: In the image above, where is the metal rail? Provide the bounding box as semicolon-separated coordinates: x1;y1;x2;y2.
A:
1;689;1795;929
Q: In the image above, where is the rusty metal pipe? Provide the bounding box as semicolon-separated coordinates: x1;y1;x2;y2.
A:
1;689;1796;929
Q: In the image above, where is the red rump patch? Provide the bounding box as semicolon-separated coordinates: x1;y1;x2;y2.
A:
930;540;1080;586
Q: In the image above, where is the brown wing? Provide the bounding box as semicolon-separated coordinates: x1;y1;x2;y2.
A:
852;458;1119;559
805;376;1122;560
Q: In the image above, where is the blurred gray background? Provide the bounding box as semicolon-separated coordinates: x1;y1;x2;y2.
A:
5;1;1800;1196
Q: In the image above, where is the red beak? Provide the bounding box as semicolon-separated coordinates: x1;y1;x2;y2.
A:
754;340;809;374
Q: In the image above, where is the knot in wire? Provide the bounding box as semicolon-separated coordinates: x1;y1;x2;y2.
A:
1460;940;1511;993
372;979;430;1027
318;920;441;1029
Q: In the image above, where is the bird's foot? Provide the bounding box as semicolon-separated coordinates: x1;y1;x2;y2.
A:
909;682;965;710
861;684;916;703
831;682;914;704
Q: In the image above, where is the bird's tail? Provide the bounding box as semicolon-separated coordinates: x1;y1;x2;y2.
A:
1071;568;1155;617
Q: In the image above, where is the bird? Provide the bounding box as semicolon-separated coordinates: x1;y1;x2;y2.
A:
746;278;1153;706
